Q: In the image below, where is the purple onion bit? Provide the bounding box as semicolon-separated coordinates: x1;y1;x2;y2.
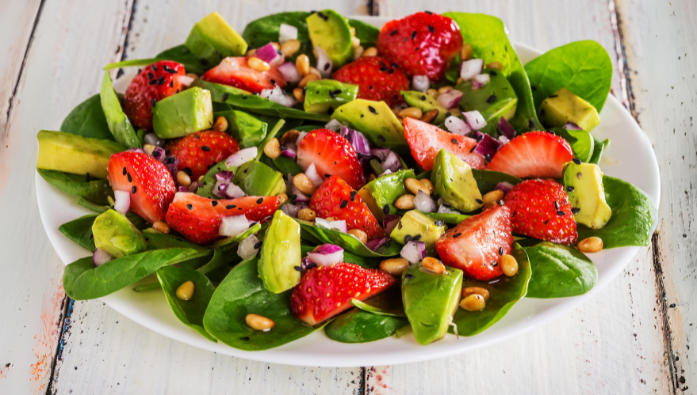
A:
563;122;582;130
494;182;514;196
473;132;503;159
366;237;390;251
383;215;401;235
497;117;517;139
340;126;372;157
370;148;391;162
381;151;402;172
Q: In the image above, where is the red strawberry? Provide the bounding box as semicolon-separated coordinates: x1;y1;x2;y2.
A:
332;56;410;107
377;12;463;81
201;57;287;94
107;152;177;224
296;129;366;190
504;179;578;245
486;131;574;179
165;131;240;180
123;61;186;130
436;205;513;281
290;263;396;326
165;193;280;244
310;175;384;240
403;117;485;171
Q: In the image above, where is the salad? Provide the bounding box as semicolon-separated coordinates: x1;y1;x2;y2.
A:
37;10;656;348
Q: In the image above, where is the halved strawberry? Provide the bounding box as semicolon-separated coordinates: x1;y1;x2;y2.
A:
107;152;177;224
123;61;186;131
165;131;240;180
310;175;384;240
486;131;574;178
201;57;287;94
403;117;484;171
290;263;397;326
165;192;280;244
436;205;513;281
296;129;365;190
332;56;410;107
503;179;578;245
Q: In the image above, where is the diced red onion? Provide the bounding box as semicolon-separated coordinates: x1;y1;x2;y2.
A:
314;46;332;78
226;147;257;167
280;147;297;159
437;203;460;214
414;190;436;213
144;133;165;147
255;43;284;67
412;75;430;92
237;234;260;260
497;117;516;139
261;86;297;107
340;126;372;157
113;190;130;215
463;110;487;131
370;148;391;162
437;89;463;110
279;24;298;43
176;75;195;87
315;217;347;233
495;182;514;196
498;135;510;145
473;132;503;157
400;241;426;264
301;257;317;271
314;244;344;254
151;146;166;162
219;215;249;237
472;73;490;88
324;119;344;132
225;183;246;199
278;62;301;83
305;163;324;187
292;185;310;202
444;116;471;136
93;248;112;266
307;244;344;267
126;148;147;154
563;122;582;130
281;202;306;217
164;156;180;178
381;151;401;172
213;180;229;197
366;237;389;251
460;59;484;81
178;186;190;192
383;215;401;235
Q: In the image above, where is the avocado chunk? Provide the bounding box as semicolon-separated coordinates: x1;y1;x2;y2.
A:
402;263;463;345
258;210;302;293
232;160;286;197
539;87;601;131
92;210;147;259
304;79;358;114
431;149;483;213
457;69;518;123
563;161;612;229
332;99;407;154
357;169;416;222
214;109;267;149
185;11;248;66
100;72;140;148
306;10;353;68
36;130;124;179
152;87;213;139
390;210;447;254
401;91;448;124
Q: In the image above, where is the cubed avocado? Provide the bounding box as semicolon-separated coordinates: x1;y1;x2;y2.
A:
390;210;447;254
402;263;463;345
36;130;124;179
232;160;286;197
185;12;248;66
332;99;408;154
401;91;448;124
152;87;213;139
306;10;353;68
457;69;518;123
258;210;302;293
304;80;358;114
563;161;612;229
431;149;482;213
215;109;267;148
92;210;147;259
539;87;600;131
357;169;416;222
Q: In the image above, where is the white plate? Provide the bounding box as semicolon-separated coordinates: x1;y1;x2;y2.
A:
35;17;660;367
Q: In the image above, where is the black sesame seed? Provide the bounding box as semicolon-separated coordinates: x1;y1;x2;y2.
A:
390;30;398;36
405;274;414;280
411;31;417;40
424;10;433;14
324;63;330;71
378;135;386;143
186;204;193;210
383;204;390;214
132;186;137;194
350;191;357;201
451;138;459;145
435;220;444;226
476;199;483;204
340;200;348;208
127;173;132;182
398;221;403;230
151;64;158;71
499;247;504;255
549;94;558;98
476;134;484;142
329;91;337;99
183;167;193;176
405;235;412;242
453;232;462;238
489;70;498;76
222;93;229;101
294;266;302;272
158;76;166;85
557;210;566;216
413;235;422;241
544;219;550;225
85;173;91;182
572;158;582;165
148;79;158;85
492;261;498;267
567;186;575;192
368;106;377;114
202;145;211;152
577;172;582;180
528;120;535;128
122;167;127;175
428;25;435;33
470;146;476;153
257;198;263;204
487;95;497;103
212;201;218;207
571;208;581;214
554;201;559;210
226;205;236;209
151;98;157;107
147;72;154;79
254;242;263;249
485;153;492;162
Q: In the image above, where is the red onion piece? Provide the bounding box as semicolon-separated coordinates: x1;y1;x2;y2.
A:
473;132;503;158
151;146;166;162
278;62;301;83
307;244;344;267
437;203;460;214
219;215;249;237
381;151;401;172
366;237;390;251
314;46;332;78
495;182;514;196
370;148;391;162
237;234;260;260
305;163;324;187
280;147;297;159
226;147;257;167
437;89;463;109
400;241;426;264
126;148;147;154
313;244;344;254
383;215;401;235
281;202;306;217
315;217;347;233
292;185;310;202
472;73;490;88
498;135;510;145
213;180;229;197
113;190;130;215
324;119;343;132
255;43;282;65
414;190;436;213
463;110;487;131
279;24;298;43
225;183;246;199
497;117;517;139
444;116;471;136
563;122;582;130
176;75;195;87
178;186;190;192
460;59;484;81
93;248;112;266
412;75;430;92
340;126;372;157
216;170;234;182
261;87;297;107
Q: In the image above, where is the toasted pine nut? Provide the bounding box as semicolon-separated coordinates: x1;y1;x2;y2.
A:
462;286;490;301
308;67;322;78
271;42;280;50
214;116;229;132
456;77;464;84
152;221;170;234
380;258;410;276
350;27;357;37
177;171;191;187
499;254;519;277
281;39;301;57
482;201;499;211
353;45;365;60
369;173;376;181
280;130;300;146
460;294;486;311
293;173;316;195
420;109;439;124
419;179;434;194
246;313;275;331
363;47;378;57
404;178;429;196
175;281;195;301
426;88;438;97
293;87;305;102
246;49;256;57
264;138;281;159
298;73;320;88
487;61;504;71
394;194;415;210
298;208;316;221
449;108;462;116
351;36;361;48
578;237;603;253
438;86;453;94
482;190;504;206
296;54;310;76
276;192;289;205
143;143;156;155
348;229;368;244
421;257;446;274
399;107;423;119
186;72;199;80
248;57;270;71
460;43;474;61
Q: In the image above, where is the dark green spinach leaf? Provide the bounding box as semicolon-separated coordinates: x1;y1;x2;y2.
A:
59;214;99;252
104;45;209;75
298;221;401;258
554;128;595;163
60;94;115;141
524;242;597;298
348;19;380;47
589;137;609;165
38;169;113;204
324;309;408;343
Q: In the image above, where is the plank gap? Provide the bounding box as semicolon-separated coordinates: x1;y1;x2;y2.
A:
45;297;74;395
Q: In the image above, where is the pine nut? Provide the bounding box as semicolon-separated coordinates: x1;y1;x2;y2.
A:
351;36;361;48
271;42;281;50
419;179;434;194
175;281;195;301
308;67;322;78
456;77;464;84
462;286;489;301
426;88;438;97
280;130;300;146
363;47;378;57
399;107;423;119
177;171;191;187
421;257;446;274
578;237;603;253
460;43;474;61
296;54;310;76
482;190;504;206
246;313;275;331
281;39;301;57
293;87;305;102
487;61;504;71
394;194;415;210
186;73;199;80
438;86;454;94
369;173;376;181
353;45;364;60
293;173;316;195
298;73;320;88
347;229;368;244
499;254;519;277
248;57;270;72
143;143;156;155
420;109;439;124
276;192;289;205
380;258;409;275
152;221;170;234
482;201;499;211
404;178;429;196
350;27;357;37
460;294;486;311
264;138;281;159
213;116;228;132
246;49;256;57
298;208;316;221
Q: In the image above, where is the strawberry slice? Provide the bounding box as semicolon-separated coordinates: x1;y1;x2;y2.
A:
486;131;574;178
435;205;513;281
165;131;240;180
403;117;485;171
201;57;286;94
290;263;397;326
123;61;186;131
310;175;384;240
296;129;366;190
165;193;280;244
108;152;177;224
503;179;578;245
332;56;410;107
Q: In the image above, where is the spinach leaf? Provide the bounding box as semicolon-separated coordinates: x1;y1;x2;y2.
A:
100;72;141;148
202;257;317;350
268;156;303;176
348;19;380;47
104;45;209;75
324;309;409;343
156;266;217;341
38;169;113;204
60;94;115;141
351;290;405;317
242;12;312;49
77;197;109;213
524;242;597;298
577;175;656;249
63;248;208;300
422;212;470;225
59;214;98;252
554;128;595;163
298;221;401;258
589;137;609;165
524;40;613;112
142;231;210;252
443;12;541;132
451;243;531;336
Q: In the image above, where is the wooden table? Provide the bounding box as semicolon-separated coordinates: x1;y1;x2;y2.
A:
0;0;693;393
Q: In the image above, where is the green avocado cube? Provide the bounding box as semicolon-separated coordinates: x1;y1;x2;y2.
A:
36;130;124;179
563;161;612;229
304;80;358;114
457;69;518;123
332;99;407;154
306;10;353;68
431;149;482;213
152;87;213;139
401;91;448;124
92;210;147;259
233;160;286;197
357;169;416;222
539;87;600;131
258;210;302;293
185;12;248;66
214;109;267;148
390;210;447;254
